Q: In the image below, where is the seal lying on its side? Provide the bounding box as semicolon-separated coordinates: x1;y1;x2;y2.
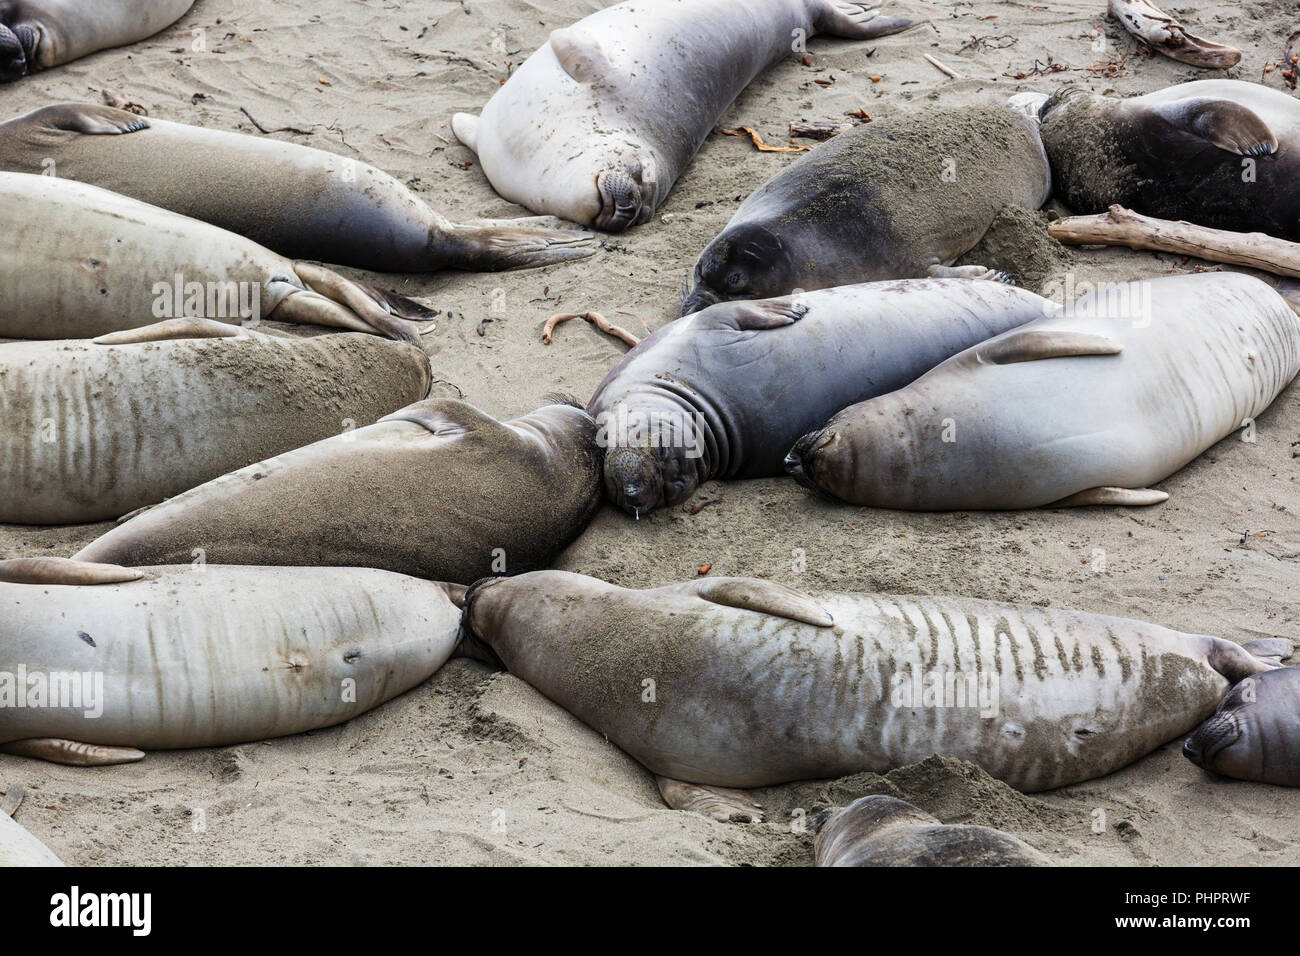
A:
0;558;464;765
587;279;1052;516
0;319;431;525
0;172;431;343
814;796;1050;866
73;400;603;586
462;570;1281;819
451;0;910;231
681;104;1051;314
0;0;193;82
1184;662;1300;786
787;273;1300;510
0;104;592;271
1037;80;1300;240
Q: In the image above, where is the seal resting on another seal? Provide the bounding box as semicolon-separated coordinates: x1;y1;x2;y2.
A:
587;279;1052;516
0;319;431;524
451;0;910;231
0;104;593;271
73;400;603;586
1037;80;1300;240
0;558;464;765
680;104;1051;314
787;273;1300;510
462;570;1279;819
0;0;194;82
1184;660;1300;786
814;796;1050;866
0;172;431;342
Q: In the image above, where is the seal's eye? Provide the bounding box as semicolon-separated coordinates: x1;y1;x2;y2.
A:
723;269;747;292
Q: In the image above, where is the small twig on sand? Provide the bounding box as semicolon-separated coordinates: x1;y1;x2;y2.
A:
924;53;962;78
542;312;640;348
239;106;313;136
1049;205;1300;279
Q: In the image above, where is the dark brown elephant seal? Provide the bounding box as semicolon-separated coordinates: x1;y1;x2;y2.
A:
74;400;602;585
680;105;1050;314
1184;658;1300;786
815;796;1050;866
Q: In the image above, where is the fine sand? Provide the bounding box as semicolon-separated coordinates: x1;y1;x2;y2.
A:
2;0;1298;865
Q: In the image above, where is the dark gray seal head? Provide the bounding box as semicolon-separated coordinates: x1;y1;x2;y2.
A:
680;225;796;316
0;21;37;82
1184;656;1300;786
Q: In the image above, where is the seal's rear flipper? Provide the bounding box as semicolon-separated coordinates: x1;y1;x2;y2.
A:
441;219;595;271
655;776;764;823
1049;487;1169;507
1242;638;1295;664
274;263;426;344
1207;637;1277;684
818;2;912;39
1158;98;1277;156
30;103;150;135
1;739;145;766
450;112;479;153
692;578;834;627
0;557;144;586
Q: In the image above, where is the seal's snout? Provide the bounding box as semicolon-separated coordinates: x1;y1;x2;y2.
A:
594;169;646;233
785;433;820;491
1183;711;1240;773
603;447;664;517
0;23;32;82
458;576;507;668
681;285;721;317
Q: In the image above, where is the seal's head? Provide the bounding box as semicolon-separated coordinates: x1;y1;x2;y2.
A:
683;224;793;316
602;445;700;518
0;21;38;82
459;576;510;667
1183;706;1252;779
784;429;845;501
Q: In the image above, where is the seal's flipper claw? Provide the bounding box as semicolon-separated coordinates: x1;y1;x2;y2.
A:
818;2;912;39
33;103;150;135
0;739;146;766
692;577;834;627
1160;98;1276;156
1048;486;1169;508
655;776;765;823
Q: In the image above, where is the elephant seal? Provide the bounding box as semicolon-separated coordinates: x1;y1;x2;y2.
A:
680;105;1051;314
0;104;592;271
587;279;1052;516
1037;80;1300;240
787;272;1300;510
0;172;432;343
0;557;464;764
814;795;1050;866
451;0;910;231
74;400;603;585
0;319;430;525
462;570;1279;818
0;0;193;82
1;790;62;866
1184;662;1300;786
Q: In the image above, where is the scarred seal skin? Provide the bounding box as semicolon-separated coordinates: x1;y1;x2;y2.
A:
0;104;593;271
787;273;1300;510
0;559;464;765
1184;664;1300;786
0;321;431;524
586;278;1053;516
462;569;1280;818
814;795;1050;866
72;400;603;586
0;0;194;82
681;104;1051;314
451;0;910;231
1037;80;1300;240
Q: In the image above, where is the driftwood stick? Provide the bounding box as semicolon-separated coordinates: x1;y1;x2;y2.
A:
1108;0;1241;69
542;312;640;348
923;53;962;78
1048;205;1300;278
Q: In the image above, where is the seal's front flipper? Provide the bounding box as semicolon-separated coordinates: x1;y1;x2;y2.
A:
450;112;480;153
817;2;912;39
0;557;144;586
1160;98;1277;156
31;103;150;135
978;329;1122;365
723;298;811;330
0;739;145;766
692;577;834;627
1048;487;1169;507
655;776;764;823
927;263;1014;284
93;317;245;345
549;26;614;84
381;398;499;439
1242;638;1295;664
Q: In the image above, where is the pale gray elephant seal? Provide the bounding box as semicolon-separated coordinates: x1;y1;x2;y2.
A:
74;400;602;585
0;104;592;271
587;279;1051;516
680;105;1051;314
0;558;463;765
1184;660;1300;786
1037;80;1300;240
788;272;1300;510
462;570;1278;819
0;789;62;866
0;172;432;343
451;0;910;231
0;319;431;525
0;0;193;82
814;796;1050;866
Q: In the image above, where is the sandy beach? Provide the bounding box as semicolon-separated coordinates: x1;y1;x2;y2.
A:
2;0;1298;865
